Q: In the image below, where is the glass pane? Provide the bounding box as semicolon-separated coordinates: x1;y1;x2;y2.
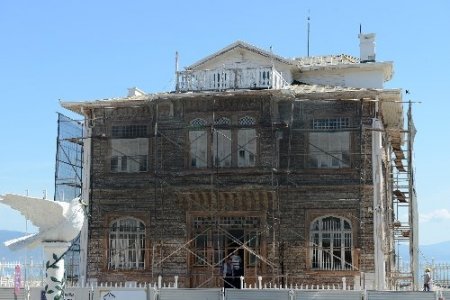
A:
195;234;208;265
189;130;208;168
345;250;352;269
309;132;350;168
333;250;342;269
213;129;231;167
322;233;330;248
237;129;257;167
111;157;119;172
247;232;259;265
333;233;341;247
344;220;351;229
323;251;331;269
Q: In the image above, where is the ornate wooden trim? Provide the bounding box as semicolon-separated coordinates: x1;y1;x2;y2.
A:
178;190;276;211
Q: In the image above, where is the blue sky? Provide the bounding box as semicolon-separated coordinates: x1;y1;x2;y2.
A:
0;0;449;249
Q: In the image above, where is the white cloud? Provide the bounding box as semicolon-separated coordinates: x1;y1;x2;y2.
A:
420;209;450;223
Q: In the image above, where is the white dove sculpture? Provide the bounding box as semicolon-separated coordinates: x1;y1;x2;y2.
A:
0;194;87;250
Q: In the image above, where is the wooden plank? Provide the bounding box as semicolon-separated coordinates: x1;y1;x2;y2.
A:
393;190;407;202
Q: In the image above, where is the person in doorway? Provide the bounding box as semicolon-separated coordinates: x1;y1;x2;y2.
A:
423;268;432;291
222;257;233;289
231;253;242;288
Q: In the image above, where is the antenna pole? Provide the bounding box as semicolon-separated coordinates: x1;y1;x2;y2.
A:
307;12;311;57
175;51;179;91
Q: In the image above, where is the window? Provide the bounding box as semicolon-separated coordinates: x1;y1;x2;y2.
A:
245;231;259;266
310;216;353;270
194;234;208;265
312;117;350;130
188;116;258;169
111;138;148;172
259;70;270;86
158;102;173;118
109;218;145;270
308;117;350;168
213;117;231;167
110;125;148;173
189;118;208;168
237;116;257;167
112;125;147;138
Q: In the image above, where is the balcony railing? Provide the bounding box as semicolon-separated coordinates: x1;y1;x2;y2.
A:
176;67;288;92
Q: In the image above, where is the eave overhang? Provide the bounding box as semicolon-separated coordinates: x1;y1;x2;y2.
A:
61;85;404;147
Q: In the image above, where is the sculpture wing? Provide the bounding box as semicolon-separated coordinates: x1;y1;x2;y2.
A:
0;194;67;229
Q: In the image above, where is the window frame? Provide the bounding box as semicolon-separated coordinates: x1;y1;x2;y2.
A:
188;115;258;169
110;138;149;173
237;116;257;168
110;124;149;173
307;117;351;169
309;215;353;270
213;117;232;167
189;118;208;168
108;217;146;271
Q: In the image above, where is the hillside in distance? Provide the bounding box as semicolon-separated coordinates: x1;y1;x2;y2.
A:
396;241;450;264
0;230;43;262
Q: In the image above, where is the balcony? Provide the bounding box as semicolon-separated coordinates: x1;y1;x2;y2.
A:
176;67;288;92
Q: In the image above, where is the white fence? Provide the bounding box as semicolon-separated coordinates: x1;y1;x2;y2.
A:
5;286;444;300
0;280;447;300
0;260;44;289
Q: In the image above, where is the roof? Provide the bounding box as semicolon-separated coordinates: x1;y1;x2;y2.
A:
186;40;393;81
296;58;394;82
294;54;360;67
186;40;295;70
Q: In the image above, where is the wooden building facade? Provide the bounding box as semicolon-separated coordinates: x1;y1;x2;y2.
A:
61;38;418;290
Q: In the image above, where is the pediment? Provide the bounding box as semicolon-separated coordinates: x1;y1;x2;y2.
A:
186;41;294;71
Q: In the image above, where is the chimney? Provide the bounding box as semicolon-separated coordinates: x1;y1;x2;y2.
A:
127;87;145;97
359;33;376;63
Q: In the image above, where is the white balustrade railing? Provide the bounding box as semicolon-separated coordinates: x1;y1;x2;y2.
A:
176;67;287;92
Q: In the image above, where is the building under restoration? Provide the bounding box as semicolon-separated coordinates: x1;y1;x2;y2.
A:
60;34;419;290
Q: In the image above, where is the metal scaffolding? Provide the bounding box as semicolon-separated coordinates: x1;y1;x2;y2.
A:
390;101;419;290
54;112;83;283
79;94;416;289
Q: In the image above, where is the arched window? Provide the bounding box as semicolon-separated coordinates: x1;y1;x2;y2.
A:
213;117;231;167
237;116;257;167
109;218;145;270
310;216;353;270
189;118;208;168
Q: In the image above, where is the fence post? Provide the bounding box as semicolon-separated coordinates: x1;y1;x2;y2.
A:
258;276;262;289
342;277;347;290
158;275;162;289
174;275;178;288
